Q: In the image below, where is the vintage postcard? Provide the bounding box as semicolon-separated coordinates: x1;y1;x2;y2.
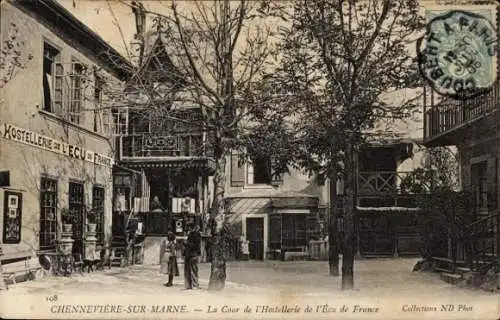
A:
0;0;499;319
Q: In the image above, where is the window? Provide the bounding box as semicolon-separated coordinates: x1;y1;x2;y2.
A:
69;61;84;124
40;177;57;251
112;109;129;135
68;182;85;245
92;186;105;244
471;162;488;211
282;214;307;247
249;156;272;184
93;76;103;132
42;42;62;113
269;214;282;249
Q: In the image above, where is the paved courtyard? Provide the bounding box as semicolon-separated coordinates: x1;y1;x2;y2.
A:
1;258;498;320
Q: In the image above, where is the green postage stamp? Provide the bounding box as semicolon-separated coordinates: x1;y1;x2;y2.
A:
418;6;498;99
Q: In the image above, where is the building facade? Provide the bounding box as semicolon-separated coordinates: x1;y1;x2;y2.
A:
225;154;327;261
113;30;214;264
352;141;426;257
423;82;500;265
0;0;130;262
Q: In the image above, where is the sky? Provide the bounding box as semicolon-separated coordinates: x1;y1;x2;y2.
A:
56;0;498;143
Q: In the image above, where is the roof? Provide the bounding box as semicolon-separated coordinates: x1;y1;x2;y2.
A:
127;31;186;88
18;0;132;80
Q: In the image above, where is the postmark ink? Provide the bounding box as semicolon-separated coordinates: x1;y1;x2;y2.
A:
417;10;498;99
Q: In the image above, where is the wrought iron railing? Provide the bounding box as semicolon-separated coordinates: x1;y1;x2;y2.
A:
118;133;207;158
423;84;499;141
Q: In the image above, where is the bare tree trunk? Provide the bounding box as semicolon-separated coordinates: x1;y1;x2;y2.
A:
329;169;339;276
208;148;227;291
341;144;356;290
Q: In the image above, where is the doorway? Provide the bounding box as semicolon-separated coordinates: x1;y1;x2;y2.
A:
246;217;264;260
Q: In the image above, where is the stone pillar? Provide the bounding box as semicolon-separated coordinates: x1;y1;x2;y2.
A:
84;224;98;261
59;232;74;255
58;232;74;275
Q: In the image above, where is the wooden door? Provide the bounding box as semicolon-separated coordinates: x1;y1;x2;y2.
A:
246;218;264;260
359;214;394;256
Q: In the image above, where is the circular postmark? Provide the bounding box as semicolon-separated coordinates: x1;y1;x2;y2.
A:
417;10;498;99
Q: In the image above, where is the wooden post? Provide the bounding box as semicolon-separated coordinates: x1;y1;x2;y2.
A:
329;168;339;276
354;149;361;258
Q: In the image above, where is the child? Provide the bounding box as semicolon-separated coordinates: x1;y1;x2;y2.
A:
160;232;179;287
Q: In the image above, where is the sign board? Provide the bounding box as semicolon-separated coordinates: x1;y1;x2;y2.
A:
3;190;22;244
1;123;114;167
142;134;178;151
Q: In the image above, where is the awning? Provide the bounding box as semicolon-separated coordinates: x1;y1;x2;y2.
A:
225;198;271;236
271;197;318;208
120;157;215;173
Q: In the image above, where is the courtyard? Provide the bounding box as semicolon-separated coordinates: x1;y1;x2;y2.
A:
1;258;498;320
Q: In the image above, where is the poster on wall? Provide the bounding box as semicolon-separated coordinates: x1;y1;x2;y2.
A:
3;190;22;244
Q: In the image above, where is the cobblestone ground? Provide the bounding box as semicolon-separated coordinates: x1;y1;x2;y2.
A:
1;258;498;320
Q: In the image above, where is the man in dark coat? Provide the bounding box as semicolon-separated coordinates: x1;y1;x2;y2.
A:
184;224;201;289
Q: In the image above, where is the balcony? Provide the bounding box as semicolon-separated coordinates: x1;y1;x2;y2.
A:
357;171;432;208
423;84;499;146
117;133;209;159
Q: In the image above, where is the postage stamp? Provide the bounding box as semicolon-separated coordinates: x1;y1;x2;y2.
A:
418;8;498;99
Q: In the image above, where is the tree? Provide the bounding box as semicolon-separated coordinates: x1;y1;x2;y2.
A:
273;0;425;289
108;0;281;290
0;22;33;89
400;146;459;194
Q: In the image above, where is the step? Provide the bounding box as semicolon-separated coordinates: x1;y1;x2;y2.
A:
435;266;453;273
440;272;462;285
456;266;472;274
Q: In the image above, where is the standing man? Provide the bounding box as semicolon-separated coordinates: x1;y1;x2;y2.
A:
184;224;201;289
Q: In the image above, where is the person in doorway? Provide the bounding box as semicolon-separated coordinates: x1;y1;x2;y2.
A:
151;196;164;212
160;232;179;287
184;224;201;289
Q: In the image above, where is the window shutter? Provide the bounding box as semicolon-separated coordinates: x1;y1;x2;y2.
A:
230;153;245;186
53;62;64;115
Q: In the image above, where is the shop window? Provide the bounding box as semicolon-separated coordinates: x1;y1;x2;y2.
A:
68;182;85;243
269;214;281;250
40;177;57;251
92;186;105;244
282;214;307;247
42;42;63;113
69;61;84;124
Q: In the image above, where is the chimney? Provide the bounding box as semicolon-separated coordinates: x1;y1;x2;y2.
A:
131;1;146;67
129;38;142;67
